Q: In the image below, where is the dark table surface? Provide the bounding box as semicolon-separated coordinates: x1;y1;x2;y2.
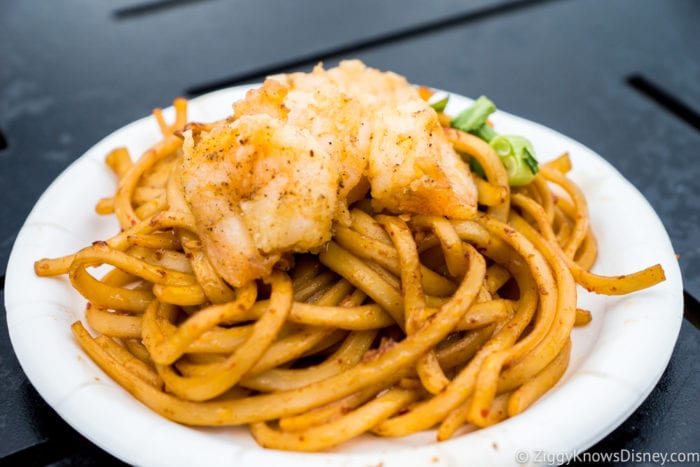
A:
1;1;698;465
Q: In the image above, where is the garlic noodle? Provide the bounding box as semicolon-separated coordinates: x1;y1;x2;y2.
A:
34;65;665;452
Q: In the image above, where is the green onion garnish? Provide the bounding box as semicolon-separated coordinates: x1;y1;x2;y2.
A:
450;96;496;137
451;95;540;186
430;95;449;112
489;135;539;186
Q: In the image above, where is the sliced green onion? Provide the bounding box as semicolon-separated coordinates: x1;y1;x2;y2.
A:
450;96;496;133
470;123;497;143
489;135;539;186
450;95;539;186
522;146;539;176
430;95;449;112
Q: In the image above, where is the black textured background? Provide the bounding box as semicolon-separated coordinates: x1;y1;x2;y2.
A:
1;1;698;465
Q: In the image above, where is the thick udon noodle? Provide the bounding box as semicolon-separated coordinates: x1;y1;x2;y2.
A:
34;95;664;452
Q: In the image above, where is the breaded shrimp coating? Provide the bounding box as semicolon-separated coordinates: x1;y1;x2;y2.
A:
181;60;477;286
368;100;477;219
181;114;337;287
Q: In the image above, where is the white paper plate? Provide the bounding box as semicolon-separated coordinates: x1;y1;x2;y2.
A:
5;86;683;467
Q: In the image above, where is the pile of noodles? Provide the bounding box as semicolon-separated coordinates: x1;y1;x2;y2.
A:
34;94;664;452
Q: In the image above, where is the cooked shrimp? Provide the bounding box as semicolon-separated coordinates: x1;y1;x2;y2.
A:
235;61;422;206
322;59;420;107
368;100;477;219
182;60;478;287
236;63;372;212
181;114;338;287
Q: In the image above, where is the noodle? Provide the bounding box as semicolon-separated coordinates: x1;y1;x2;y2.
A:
34;73;665;452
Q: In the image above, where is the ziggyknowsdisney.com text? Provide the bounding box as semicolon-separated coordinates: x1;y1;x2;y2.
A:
515;448;700;465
